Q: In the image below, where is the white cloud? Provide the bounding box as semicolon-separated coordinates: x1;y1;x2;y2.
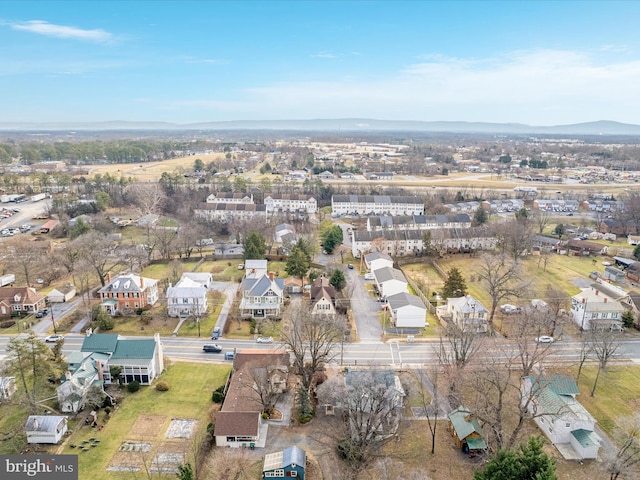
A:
311;52;336;59
11;20;113;43
207;49;640;124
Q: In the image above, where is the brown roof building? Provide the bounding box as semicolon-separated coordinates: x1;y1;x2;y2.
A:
0;287;46;318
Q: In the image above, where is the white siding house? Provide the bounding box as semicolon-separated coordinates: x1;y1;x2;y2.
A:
25;416;68;444
166;276;208;317
373;267;408;299
386;292;427;328
364;252;394;272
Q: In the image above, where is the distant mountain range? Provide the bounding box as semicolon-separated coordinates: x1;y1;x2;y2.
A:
1;119;640;135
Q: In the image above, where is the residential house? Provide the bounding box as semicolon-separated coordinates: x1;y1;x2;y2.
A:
264;194;317;214
373;267;408;299
239;273;284;318
385;292;428;328
47;284;77;303
79;332;164;385
532;235;563;253
284;277;303;294
522;375;601;460
627;263;640;284
166;276;208;317
214;351;290;448
309;276;337;317
628;235;640;246
180;272;214;289
0;376;16;401
56;351;109;413
364;252;394;272
366;214;471;232
437;295;489;333
274;223;296;243
194;203;267;222
566;239;608;256
331;195;424;216
25;415;68;444
604;266;626;283
98;273;159;315
206;192;254;204
317;170;335;180
263;446;306;479
570;285;625;331
245;259;268;279
448;406;487;455
0;286;46;318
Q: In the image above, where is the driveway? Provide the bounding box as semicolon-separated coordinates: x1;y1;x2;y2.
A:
345;266;383;342
210;280;240;336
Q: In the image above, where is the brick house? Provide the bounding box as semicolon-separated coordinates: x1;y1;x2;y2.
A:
98;273;159;315
0;287;46;318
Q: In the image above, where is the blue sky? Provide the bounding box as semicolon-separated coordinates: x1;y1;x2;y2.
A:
2;1;640;125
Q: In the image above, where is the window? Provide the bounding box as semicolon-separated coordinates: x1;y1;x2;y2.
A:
290;472;297;477
565;422;571;428
273;470;284;477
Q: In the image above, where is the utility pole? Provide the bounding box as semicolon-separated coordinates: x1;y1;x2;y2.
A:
50;306;57;334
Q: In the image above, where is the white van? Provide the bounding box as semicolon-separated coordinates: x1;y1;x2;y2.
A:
364;272;375;280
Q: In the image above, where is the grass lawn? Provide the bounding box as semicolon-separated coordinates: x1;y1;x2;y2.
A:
179;292;225;337
575;365;640;436
63;362;231;480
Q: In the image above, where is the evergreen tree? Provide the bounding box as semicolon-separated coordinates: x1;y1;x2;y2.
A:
323;226;344;253
243;231;266;260
473;207;488;225
634;243;640;261
442;267;467;299
474;436;557;480
329;268;346;291
285;240;312;286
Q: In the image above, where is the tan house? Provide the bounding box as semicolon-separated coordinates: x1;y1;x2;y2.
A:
309;276;337;317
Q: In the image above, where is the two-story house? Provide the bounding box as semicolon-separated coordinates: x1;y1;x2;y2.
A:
166;275;208;318
373;267;408;299
98;273;159;315
522;374;601;460
437;295;489;333
239;273;284;318
570;285;625;331
309;276;337;317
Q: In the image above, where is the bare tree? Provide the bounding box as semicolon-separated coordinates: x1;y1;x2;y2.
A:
316;371;403;473
493;218;533;262
532;209;551;234
605;414;640;480
590;329;621;397
204;448;254;480
127;183;167;217
1;237;48;287
413;368;443;455
153;226;179;260
576;334;594;382
76;231;121;286
240;364;285;415
476;254;528;332
280;305;346;394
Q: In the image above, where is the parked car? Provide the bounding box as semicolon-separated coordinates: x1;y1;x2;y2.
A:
500;304;519;314
256;336;273;344
211;327;221;340
224;351;236;360
535;336;554;344
364;272;375;280
44;334;64;343
202;344;223;353
237;263;245;270
348;264;354;269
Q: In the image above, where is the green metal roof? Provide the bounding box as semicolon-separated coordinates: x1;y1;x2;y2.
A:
448;406;484;441
572;429;600;448
111;339;156;360
467;437;487;450
81;334;120;353
546;375;580;396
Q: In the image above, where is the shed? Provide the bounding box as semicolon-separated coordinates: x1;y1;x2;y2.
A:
263;445;307;479
448;406;486;455
0;376;16;400
604;266;626;283
25;415;68;444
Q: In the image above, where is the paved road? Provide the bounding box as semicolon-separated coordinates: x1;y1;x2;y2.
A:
345;265;383;342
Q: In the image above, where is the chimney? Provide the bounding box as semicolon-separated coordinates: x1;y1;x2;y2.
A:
582;298;585;303
86;327;93;336
106;272;112;283
604;297;608;303
268;272;275;281
595;289;598;295
140;276;144;289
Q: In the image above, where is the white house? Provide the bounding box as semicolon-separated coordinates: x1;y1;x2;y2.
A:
57;351;108;413
180;272;214;289
570;285;625;331
79;333;164;385
245;259;268;279
194;203;267;222
364;252;394;272
522;375;601;460
264;194;317;214
373;267;408;299
25;415;68;444
437;296;489;333
386;292;428;328
332;195;424;216
206;192;254;204
47;284;77;303
166;276;208;317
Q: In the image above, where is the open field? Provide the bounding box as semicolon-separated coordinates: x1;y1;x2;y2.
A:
61;362;230;480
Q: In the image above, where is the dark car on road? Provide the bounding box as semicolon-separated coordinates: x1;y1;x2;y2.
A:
203;344;223;353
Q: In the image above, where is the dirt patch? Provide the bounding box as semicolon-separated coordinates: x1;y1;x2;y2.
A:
118;441;151;452
129;414;168;438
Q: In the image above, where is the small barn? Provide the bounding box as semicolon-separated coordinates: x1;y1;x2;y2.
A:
448;406;486;456
604;266;626;283
262;445;306;479
25;415;68;444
